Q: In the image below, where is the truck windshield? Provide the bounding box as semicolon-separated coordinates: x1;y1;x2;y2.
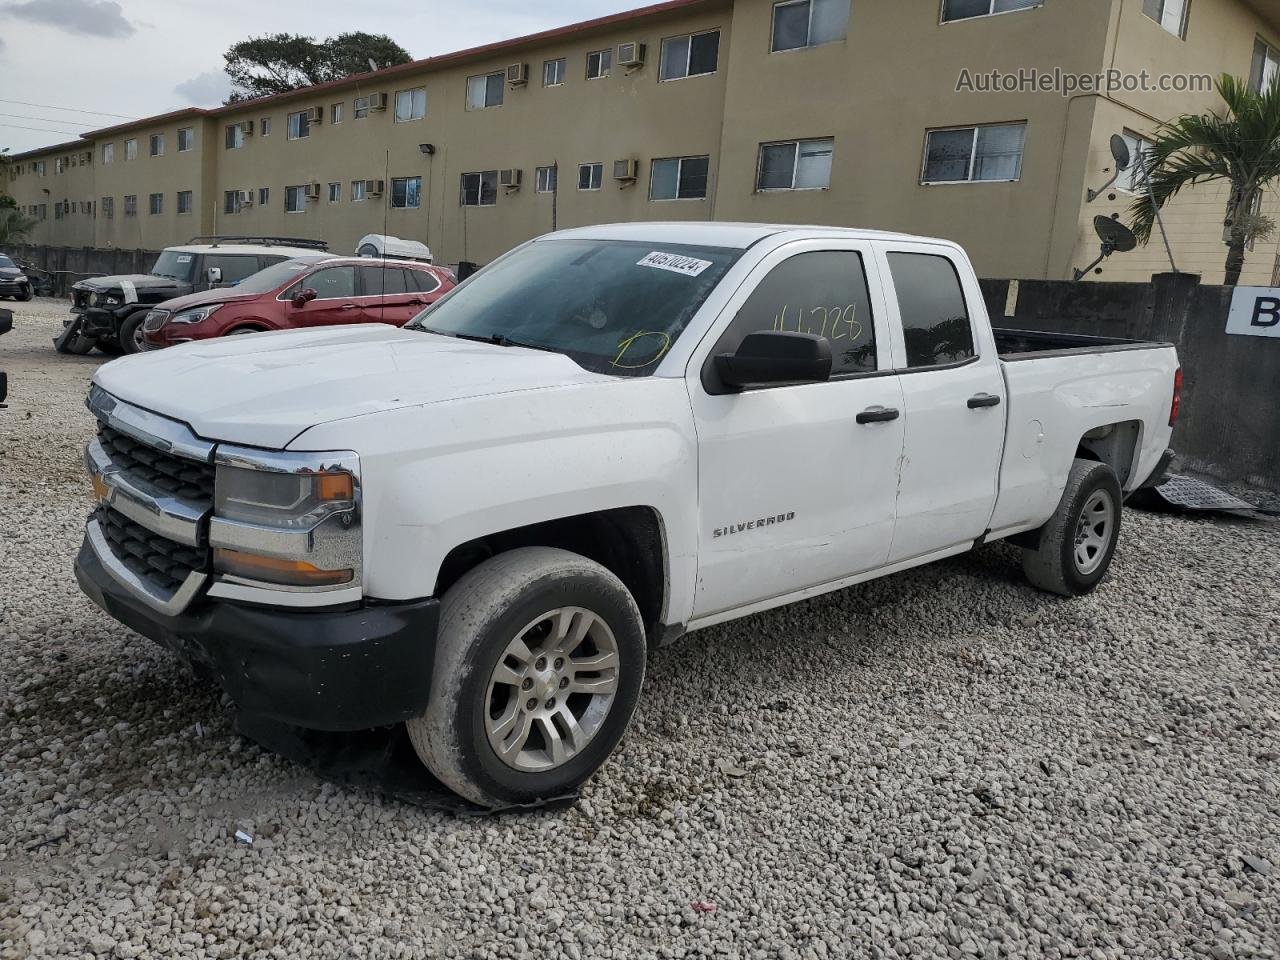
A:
0;255;14;269
236;257;328;294
407;239;741;376
149;250;197;282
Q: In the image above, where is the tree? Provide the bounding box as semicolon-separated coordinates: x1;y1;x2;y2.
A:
0;206;37;246
224;32;412;103
1129;75;1280;286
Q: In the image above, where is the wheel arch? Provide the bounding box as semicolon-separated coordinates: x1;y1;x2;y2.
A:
433;506;670;649
1075;419;1143;488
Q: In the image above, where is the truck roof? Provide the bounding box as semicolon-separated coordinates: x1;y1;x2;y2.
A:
544;222;950;249
163;243;331;258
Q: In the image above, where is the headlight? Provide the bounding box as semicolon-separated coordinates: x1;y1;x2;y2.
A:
170;304;223;325
15;274;27;283
210;447;361;591
95;292;122;307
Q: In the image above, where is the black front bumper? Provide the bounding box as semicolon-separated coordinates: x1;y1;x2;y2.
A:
0;280;30;297
75;537;439;732
73;307;120;338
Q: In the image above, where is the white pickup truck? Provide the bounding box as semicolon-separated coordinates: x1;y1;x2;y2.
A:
75;223;1180;807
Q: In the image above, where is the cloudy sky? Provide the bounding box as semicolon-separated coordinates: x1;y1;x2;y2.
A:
1;0;638;154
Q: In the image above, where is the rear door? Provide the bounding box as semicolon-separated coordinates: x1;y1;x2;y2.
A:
875;243;1006;563
284;265;363;327
688;240;905;619
357;265;428;325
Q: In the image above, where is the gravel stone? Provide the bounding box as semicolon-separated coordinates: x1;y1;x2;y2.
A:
1;300;1278;958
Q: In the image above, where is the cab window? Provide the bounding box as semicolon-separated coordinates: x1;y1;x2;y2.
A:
202;254;263;286
886;253;975;369
704;250;877;392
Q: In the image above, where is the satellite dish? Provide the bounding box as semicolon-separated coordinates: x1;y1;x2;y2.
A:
1074;215;1138;280
1109;134;1132;172
368;58;378;73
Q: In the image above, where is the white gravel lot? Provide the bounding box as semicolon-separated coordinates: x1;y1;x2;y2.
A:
1;298;1278;960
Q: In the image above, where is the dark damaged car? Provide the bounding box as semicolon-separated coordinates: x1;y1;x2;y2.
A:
60;238;329;355
0;254;34;302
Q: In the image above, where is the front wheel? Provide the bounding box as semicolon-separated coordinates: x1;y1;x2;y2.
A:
118;312;147;355
407;547;647;808
1022;458;1123;597
17;288;33;302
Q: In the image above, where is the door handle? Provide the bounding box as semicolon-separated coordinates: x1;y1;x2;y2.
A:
341;303;359;310
968;393;1002;409
856;406;901;425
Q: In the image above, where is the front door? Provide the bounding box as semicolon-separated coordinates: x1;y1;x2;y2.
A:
287;265;364;327
689;242;905;620
877;245;1006;563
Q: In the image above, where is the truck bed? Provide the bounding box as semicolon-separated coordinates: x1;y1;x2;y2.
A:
994;327;1172;361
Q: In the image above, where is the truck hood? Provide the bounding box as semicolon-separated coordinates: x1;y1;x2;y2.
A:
93;325;610;449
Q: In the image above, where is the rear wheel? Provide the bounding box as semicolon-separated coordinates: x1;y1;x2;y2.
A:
1022;458;1123;596
407;547;647;808
118;312;147;355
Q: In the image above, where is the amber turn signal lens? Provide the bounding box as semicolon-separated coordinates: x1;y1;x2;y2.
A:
214;548;353;587
315;472;355;502
90;473;109;501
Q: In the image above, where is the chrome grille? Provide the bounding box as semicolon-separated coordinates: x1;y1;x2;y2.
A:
142;309;169;333
98;506;207;594
97;421;215;503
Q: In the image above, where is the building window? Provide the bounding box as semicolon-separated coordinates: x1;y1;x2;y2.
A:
123;195;137;217
391;176;422;208
941;0;1038;22
259;187;270;206
175;190;191;214
331;102;344;124
578;162;604;190
328;181;342;202
660;30;720;80
535;165;558;193
460;171;498;207
55;157;66;175
285;185;307;213
1116;130;1154;193
650;155;710;200
351;180;367;202
287;111;311;140
149;134;164;157
102;197;114;219
543;58;567;86
177;127;193;152
125;138;138;160
395;87;427;121
771;0;850;52
586;48;612;79
1142;0;1188;38
354;96;370;119
34;161;45;176
101;143;114;164
223;191;239;215
149;192;163;215
466;72;505;109
225;124;245;149
1251;38;1280;92
757;138;834;190
261;117;271;136
922;122;1026;183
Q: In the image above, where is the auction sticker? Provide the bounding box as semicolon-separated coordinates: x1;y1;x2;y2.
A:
637;251;712;277
120;279;138;304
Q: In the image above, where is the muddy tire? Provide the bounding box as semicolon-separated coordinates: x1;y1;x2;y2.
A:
407;547;646;808
1022;458;1123;597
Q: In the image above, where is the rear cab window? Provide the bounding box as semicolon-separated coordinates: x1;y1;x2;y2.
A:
884;252;976;369
702;249;879;393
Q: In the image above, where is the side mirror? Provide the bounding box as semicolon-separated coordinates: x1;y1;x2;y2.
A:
206;266;223;285
291;288;317;308
714;331;832;390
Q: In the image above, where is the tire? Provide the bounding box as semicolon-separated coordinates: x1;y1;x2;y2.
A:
17;288;33;302
407;547;647;808
95;338;125;356
1022;457;1123;597
226;326;264;336
118;312;147;355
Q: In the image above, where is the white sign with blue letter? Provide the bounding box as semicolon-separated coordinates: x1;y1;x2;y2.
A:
1226;287;1280;338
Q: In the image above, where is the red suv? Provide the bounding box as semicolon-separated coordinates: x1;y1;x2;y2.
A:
141;256;455;349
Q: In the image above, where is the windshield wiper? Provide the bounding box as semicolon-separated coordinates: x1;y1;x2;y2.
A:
416;328;562;354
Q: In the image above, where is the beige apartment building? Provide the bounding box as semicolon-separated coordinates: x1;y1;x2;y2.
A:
6;0;1280;283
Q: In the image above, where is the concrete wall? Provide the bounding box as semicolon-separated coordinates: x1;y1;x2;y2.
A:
981;272;1280;491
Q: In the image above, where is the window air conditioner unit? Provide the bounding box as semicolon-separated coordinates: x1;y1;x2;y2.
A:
305;183;322;200
236;190;254;205
238;120;255;136
304;106;323;123
613;159;638;181
500;168;522;188
365;179;385;196
368;93;388;111
506;62;529;85
617;41;646;67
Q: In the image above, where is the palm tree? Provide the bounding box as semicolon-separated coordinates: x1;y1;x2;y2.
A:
1129;74;1280;286
0;205;37;247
